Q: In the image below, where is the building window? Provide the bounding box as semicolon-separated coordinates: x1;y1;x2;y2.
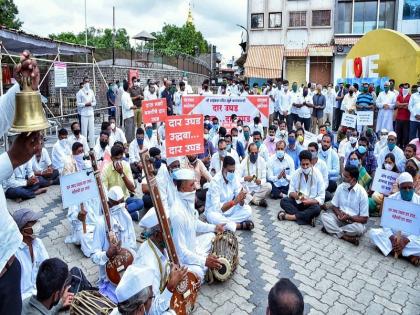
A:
312;10;331;27
289;11;306;27
251;13;264;29
354;1;378;33
336;1;352;33
269;12;282;28
379;1;395;29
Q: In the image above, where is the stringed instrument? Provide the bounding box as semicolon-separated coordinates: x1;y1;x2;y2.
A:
139;149;200;315
88;150;134;286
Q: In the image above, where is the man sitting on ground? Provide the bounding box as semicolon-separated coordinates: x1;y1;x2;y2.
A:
32;138;60;186
266;278;304;315
320;165;369;246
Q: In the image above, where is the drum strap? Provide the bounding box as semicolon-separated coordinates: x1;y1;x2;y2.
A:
148;239;170;293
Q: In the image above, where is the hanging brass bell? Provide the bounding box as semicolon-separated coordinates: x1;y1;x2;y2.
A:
9;77;50;133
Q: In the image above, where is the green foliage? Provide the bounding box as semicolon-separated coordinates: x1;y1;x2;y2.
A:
0;0;23;29
149;23;209;56
49;27;130;49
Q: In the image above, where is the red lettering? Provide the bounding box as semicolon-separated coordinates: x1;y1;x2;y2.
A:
354;57;362;78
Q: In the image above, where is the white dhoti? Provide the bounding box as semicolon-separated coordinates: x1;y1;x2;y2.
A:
376;109;394;132
320;212;365;238
65;220;95;257
205;204;252;232
250;183;272;203
369;228;420;257
184;232;214;281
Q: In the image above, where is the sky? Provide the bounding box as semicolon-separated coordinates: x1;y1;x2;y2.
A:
14;0;247;63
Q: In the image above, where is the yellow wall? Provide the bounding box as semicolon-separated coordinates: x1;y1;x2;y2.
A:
342;29;420;85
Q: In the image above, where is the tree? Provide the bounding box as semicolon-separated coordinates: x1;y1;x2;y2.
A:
49;27;130;49
149;23;209;56
0;0;23;29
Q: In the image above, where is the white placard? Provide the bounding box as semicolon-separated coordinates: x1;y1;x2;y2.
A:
54;62;68;88
60;170;99;208
371;168;399;195
357;111;374;126
381;197;420;236
341;113;356;128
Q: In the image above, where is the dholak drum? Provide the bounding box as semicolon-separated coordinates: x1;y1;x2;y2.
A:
210;231;239;282
70;290;116;315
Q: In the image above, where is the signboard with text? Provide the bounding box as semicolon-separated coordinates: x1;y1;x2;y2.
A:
182;95;270;127
381;197;420;236
60;171;99;208
165;115;204;158
54;62;67;88
142;98;167;124
341;113;357;128
371;168;399;195
357;111;374;126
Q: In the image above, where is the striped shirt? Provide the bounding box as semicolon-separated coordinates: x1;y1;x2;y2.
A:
356;93;374;111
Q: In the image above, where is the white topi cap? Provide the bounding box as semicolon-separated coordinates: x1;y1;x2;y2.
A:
172;169;195;181
115;265;154;303
108;186;124;201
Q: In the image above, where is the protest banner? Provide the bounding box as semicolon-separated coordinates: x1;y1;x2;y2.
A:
181;95;270;127
341;113;357;128
142;98;167;124
54;62;67;88
60;171;99;208
371;168;399;195
165;114;204;158
357;111;374;126
381;197;420;236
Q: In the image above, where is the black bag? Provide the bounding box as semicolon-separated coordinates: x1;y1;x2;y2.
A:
68;267;97;294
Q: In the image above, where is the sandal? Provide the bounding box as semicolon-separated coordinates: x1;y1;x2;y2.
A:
409;256;420;266
239;220;254;230
277;211;286;221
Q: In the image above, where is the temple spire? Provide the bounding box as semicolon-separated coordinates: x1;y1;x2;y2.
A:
187;1;194;25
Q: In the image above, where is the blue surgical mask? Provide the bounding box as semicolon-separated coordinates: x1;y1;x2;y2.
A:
146;128;153;138
288;137;296;145
153;159;162;169
276;150;285;159
358;145;367;155
400;189;414;202
137;138;144;146
226;171;235;182
226;144;232;151
244;131;250;141
388;143;396;151
349;159;359;167
255;141;261;149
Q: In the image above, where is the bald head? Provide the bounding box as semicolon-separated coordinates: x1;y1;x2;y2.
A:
267;278;304;315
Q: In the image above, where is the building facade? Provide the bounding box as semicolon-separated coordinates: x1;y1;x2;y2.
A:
245;0;420;85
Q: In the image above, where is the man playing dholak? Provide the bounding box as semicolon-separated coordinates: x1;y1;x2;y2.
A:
205;156;254;232
320;165;369;246
370;172;420;266
170;169;225;281
113;265;176;315
62;142;101;257
91;186;137;302
239;143;272;208
134;207;189;313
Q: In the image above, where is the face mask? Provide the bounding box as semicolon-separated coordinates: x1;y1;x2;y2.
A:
225;171;235;182
84;83;90;90
380;135;387;142
341;182;351;190
100;141;108;149
146;129;153;138
310;151;318;159
238;126;243;132
358;146;367;155
349;91;354;96
255;141;261;149
269;135;275;142
362;87;368;93
232;136;238;143
297;135;304;143
74;152;84;164
384;86;389;92
402;88;409;96
244;131;250;141
153;159;162;169
288;137;296;145
280;130;286;136
137;138;144;146
213;124;219;130
110;123;116;130
250;153;258;163
302;167;311;175
110;203;124;214
188;156;198;164
387;143;396;151
401;189;414;202
349;159;359;167
219;149;227;158
292;85;298;92
226;144;232;151
24;222;41;239
384;163;394;171
73;129;81;136
276;150;285;159
170;168;180;179
349;136;357;145
303;91;308;97
60;138;68;146
204;134;209;141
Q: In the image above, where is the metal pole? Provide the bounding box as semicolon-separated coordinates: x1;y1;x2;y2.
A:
210;44;213;80
0;42;3;97
58;47;64;118
92;52;96;93
85;0;88;63
112;6;115;66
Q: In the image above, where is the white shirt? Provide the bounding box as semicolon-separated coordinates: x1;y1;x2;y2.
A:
0;83;23;271
209;151;237;174
377;145;405;172
205;171;242;213
408;92;420;122
31;148;52;173
376;91;397;110
128;139;142;164
325;90;337;114
298;95;313;119
51;139;72;173
15;238;49;300
267;154;295;187
332;182;369;217
239;156;267;191
3;160;33;190
343;141;358;165
184;81;193;94
121;91;134;120
144;134;159;149
279;90;292;113
68;134;89;153
110;128;127;146
174;90;186;114
93;142;111;163
144;89;158;101
313;159;329;190
250;124;264;137
318;147;340;181
342;93;357;112
288;167;325;205
290;91;302;115
77;87;96;117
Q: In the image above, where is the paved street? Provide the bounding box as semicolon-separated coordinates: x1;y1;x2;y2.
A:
7;185;420;315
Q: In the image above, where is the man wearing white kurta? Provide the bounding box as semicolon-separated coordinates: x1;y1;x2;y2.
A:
321;165;369;245
205;156;253;232
377;132;405;172
62;142;101;257
109;117;127;147
91;186;137;302
240;143;271;207
408;86;420;141
171;169;224;281
376;82;397;132
51;128;72;174
324;84;336;124
121;81;136;143
68;122;89;153
209;139;237;175
370;172;420;265
77;77;96;145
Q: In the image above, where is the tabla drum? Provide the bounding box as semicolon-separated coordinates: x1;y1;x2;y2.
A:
211;231;239;282
70;290;116;315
